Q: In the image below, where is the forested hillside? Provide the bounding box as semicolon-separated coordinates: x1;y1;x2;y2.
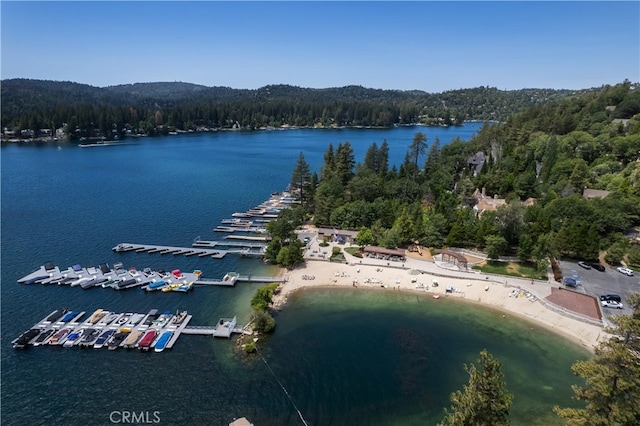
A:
267;81;640;270
2;78;586;139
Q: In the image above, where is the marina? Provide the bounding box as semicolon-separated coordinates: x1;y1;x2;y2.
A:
12;308;248;351
18;262;284;291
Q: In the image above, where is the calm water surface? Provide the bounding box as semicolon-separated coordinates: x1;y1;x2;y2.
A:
1;124;589;425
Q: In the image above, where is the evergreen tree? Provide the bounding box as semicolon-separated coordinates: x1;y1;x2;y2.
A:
408;131;428;182
377;139;390;175
321;143;336;181
440;350;513;426
335;141;355;185
554;293;640;425
291;151;311;206
363;142;378;171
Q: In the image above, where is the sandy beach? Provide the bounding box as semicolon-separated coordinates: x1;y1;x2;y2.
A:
272;242;607;352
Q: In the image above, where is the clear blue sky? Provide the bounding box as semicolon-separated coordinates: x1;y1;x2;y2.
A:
1;1;638;92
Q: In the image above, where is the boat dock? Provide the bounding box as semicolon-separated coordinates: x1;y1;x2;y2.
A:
113;243;227;258
195;273;285;287
180;316;251;338
18;262;279;292
12;309;248;351
193;238;266;250
113;242;265;258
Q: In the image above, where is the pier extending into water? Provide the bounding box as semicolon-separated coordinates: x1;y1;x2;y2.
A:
195;274;285;287
112;242;265;258
12;309;248;351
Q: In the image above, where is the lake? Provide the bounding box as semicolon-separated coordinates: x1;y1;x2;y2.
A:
1;123;589;425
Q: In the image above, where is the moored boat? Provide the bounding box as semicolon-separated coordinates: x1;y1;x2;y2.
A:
63;330;84;347
78;328;101;347
174;281;193;292
93;329;115;349
171;310;188;325
115;313;132;326
154;331;172;352
137;330;158;351
48;328;71;345
125;313;145;326
12;329;42;349
122;330;143;348
32;329;56;346
80;277;108;289
161;283;181;292
59;311;81;323
44;309;69;323
142;280;166;291
107;332;129;350
97;312;120;326
87;309;106;324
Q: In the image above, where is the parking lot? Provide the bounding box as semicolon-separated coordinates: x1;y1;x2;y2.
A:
558;260;640;320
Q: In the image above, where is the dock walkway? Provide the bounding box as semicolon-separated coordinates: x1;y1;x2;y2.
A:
12;309;245;350
113;243;227;258
113;243;265;259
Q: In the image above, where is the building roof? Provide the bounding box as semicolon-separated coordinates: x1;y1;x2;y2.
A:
317;227;359;238
363;245;406;257
583;188;611;199
433;249;468;265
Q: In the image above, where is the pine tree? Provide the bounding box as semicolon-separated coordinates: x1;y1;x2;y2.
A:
554;293;640;425
408;131;428;182
439;350;513;426
291;151;311;206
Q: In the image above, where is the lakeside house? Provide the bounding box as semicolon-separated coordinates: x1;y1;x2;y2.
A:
472;187;507;216
467;151;486;176
317;227;358;244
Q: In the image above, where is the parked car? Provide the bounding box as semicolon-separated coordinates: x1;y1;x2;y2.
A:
563;277;578;288
601;300;624;309
578;261;591;269
589;263;606;272
616;266;634;276
599;294;622;303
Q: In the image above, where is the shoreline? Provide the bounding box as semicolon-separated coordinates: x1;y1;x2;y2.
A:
2;121;478;144
273;254;606;353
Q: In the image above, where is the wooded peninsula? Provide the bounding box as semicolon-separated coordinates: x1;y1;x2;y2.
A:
262;80;640;273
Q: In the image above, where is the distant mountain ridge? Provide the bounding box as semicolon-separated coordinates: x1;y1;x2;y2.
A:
0;78;601;136
2;78;583;108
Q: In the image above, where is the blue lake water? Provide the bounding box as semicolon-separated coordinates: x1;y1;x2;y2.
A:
1;123;589;425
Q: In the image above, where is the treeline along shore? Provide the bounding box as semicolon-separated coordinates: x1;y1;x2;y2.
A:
1;78;597;141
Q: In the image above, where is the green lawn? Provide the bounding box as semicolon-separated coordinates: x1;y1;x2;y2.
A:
472;261;547;280
344;247;362;257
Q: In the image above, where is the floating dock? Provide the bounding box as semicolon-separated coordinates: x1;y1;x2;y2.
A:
195;273;285;287
12;309;247;351
18;263;283;291
113;242;265;258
